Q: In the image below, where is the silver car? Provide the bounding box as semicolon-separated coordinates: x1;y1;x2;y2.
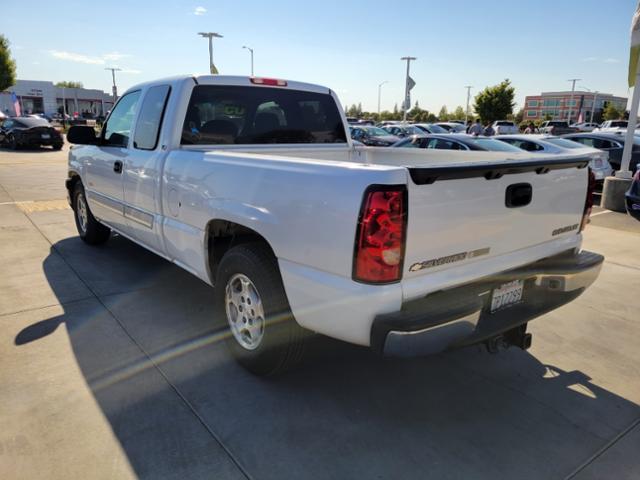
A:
495;134;613;182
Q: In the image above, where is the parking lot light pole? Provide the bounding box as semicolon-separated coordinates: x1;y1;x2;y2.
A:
377;81;388;115
566;78;581;124
242;46;254;76
105;67;122;102
464;85;473;123
198;32;223;74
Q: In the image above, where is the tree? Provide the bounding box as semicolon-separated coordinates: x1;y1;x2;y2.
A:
346;104;358;117
473;79;515;123
438;105;449;121
514;108;524;124
602;102;623;121
393;103;399;116
55;81;84;89
452;106;465;121
0;35;17;92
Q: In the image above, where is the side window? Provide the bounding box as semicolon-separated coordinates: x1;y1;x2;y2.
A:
434;139;457;150
425;139;438;149
103;91;141;147
398;139;420;148
571;137;594;147
134;85;171;150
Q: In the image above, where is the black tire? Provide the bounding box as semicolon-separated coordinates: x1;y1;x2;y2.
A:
8;134;18;150
215;242;306;375
52;142;63;151
72;182;110;245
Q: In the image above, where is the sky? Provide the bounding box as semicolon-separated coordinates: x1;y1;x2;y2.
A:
2;0;638;113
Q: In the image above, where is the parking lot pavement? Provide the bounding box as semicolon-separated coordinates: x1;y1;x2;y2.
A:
1;147;639;480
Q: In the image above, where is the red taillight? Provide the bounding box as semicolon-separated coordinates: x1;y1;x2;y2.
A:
250;77;287;86
353;186;407;283
580;168;596;232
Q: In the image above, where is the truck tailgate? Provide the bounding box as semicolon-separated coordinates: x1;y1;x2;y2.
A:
402;156;590;285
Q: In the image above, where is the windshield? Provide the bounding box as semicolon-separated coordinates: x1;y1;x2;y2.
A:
181;85;347;144
364;126;392;137
543;137;584;149
470;137;524;152
15;117;50;127
416;124;448;133
610;121;628;127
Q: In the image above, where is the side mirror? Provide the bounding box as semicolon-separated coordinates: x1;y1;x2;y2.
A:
67;125;99;145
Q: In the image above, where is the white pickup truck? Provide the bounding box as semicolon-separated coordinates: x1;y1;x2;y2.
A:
66;75;603;375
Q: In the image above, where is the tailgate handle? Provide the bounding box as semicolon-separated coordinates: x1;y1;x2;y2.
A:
505;183;532;208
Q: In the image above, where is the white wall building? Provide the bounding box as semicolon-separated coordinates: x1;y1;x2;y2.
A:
0;79;114;117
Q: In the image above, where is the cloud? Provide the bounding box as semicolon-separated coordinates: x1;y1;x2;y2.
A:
49;50;105;65
582;56;620;64
194;6;207;15
103;52;131;61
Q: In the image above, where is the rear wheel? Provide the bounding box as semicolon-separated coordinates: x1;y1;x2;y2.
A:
215;242;306;375
7;134;18;150
52;142;63;151
72;182;110;245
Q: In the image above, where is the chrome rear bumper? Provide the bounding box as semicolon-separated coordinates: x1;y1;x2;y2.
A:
372;250;603;357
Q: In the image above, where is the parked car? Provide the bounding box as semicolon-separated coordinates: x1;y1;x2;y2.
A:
435;122;468;133
412;123;449;134
65;74;603;375
539;121;578;135
392;134;528;152
0;116;63;150
495;135;613;184
491;120;518;135
561;132;640;173
571;122;600;132
625;169;640;221
349;125;400;146
381;124;424;138
594;120;628;133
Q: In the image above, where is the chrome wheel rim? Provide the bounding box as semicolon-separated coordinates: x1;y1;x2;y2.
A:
76;193;88;233
225;273;265;350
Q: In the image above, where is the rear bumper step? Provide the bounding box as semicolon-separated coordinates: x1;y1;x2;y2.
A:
371;250;603;357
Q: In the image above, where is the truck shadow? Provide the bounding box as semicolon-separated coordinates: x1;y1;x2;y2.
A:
16;235;640;479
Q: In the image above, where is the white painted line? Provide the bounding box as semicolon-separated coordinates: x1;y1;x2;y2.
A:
590;210;612;217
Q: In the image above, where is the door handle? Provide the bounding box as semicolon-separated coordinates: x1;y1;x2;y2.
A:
113;161;123;174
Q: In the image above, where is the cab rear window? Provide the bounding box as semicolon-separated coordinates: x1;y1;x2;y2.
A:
181;85;347;145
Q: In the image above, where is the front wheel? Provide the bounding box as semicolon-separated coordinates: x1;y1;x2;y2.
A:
52;142;63;151
215;242;306;375
72;182;111;245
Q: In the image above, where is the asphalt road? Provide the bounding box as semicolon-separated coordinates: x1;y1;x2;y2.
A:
1;145;639;480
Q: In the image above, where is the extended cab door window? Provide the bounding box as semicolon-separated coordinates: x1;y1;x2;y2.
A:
133;85;171;150
103;91;141;147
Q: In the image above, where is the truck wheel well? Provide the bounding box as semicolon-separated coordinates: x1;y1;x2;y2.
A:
206;220;276;283
66;171;81;196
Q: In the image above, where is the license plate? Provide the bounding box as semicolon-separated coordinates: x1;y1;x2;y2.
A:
490;280;524;313
41;134;50;139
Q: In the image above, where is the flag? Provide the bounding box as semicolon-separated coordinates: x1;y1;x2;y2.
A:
629;2;640;86
11;92;21;117
406;76;416;91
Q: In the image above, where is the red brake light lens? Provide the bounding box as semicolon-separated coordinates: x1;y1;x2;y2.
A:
250;77;287;86
580;168;596;232
353;186;407;283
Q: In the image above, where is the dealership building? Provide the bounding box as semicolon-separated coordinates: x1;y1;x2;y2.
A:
523;91;627;123
0;79;114;117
